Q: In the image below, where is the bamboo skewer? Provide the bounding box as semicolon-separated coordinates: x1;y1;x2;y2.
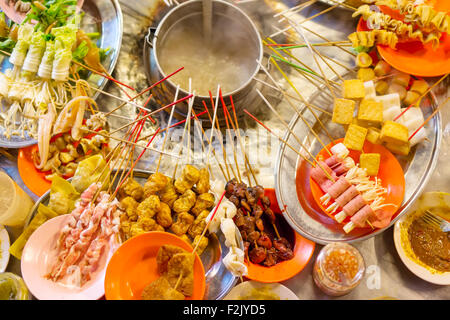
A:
409;97;450;140
268;56;336;144
288;20;337;99
394;73;449;121
83;128;180;159
255;89;335;182
156;85;180;173
269;3;341;38
219;90;242;183
207;89;237;181
276;0;319;22
109;94;193;135
258;60;334;155
301;25;356;57
191;107;228;181
243;109;335;183
104;67;184;117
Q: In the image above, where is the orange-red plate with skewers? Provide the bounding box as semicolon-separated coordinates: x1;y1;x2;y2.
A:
309;139;405;231
104;231;206;300
18;130;108;197
356;0;450;77
244;188;315;283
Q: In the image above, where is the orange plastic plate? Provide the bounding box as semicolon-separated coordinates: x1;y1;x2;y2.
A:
245;188;315;283
104;231;206;300
309;139;405;230
357;1;450;77
18;146;52;197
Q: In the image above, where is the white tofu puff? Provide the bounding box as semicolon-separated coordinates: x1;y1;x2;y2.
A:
206;199;236;233
220;217;237;248
222;247;247;277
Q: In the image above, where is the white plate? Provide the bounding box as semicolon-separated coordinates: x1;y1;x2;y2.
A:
393;192;450;285
21;215;120;300
0;225;10;272
223;281;299;300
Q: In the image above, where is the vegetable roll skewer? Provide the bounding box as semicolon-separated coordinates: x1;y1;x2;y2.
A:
9;24;34;80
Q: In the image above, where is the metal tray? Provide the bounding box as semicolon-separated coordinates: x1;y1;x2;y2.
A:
0;0;123;148
25;169;241;300
274;77;442;245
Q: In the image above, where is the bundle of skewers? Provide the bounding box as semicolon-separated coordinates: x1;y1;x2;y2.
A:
238;1;449;234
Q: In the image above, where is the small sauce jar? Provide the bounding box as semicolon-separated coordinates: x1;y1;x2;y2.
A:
312;242;365;296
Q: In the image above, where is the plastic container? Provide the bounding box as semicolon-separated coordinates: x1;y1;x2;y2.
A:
0;171;34;227
0;272;30;300
312;243;365;296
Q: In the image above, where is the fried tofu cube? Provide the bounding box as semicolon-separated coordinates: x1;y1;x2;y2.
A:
357;68;376;82
385;141;411;156
332;98;355;125
410;79;429;95
366;127;382;144
392;72;411;88
380;121;409;145
358;99;383;124
403;90;421;107
342;79;366;99
360;153;381;176
375;80;389;95
343;124;367;151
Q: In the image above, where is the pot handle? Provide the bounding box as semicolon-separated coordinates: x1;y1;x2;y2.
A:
145;27;157;48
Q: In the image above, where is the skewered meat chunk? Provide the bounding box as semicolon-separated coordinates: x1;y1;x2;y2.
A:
174;165;200;194
245;188;257;206
156;245;185;274
188;210;209;238
264;208;276;225
225;178;238;197
261;196;271;208
144;172;169;197
192;235;208;255
257;232;272;249
229;195;240;207
247;230;261;242
195;168;210;194
235;183;247;198
264;248;278;267
240;199;251;212
253;205;264;220
159;180;178;208
137;195;160;219
118;177;144;201
173;190;197;213
171;212;195;236
255;218;264;231
120;196;139;221
156;202;172;228
254;185;265;200
273;237;294;261
234;209;245;227
243;241;250;255
191;193;215;216
249;247;267;264
241;215;256;234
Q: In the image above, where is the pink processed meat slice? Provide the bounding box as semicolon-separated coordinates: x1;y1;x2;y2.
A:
327;177;351;199
350;205;374;228
335;185;359;207
325;155;341;169
310;161;337;193
333;163;350;176
342;195;366;217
